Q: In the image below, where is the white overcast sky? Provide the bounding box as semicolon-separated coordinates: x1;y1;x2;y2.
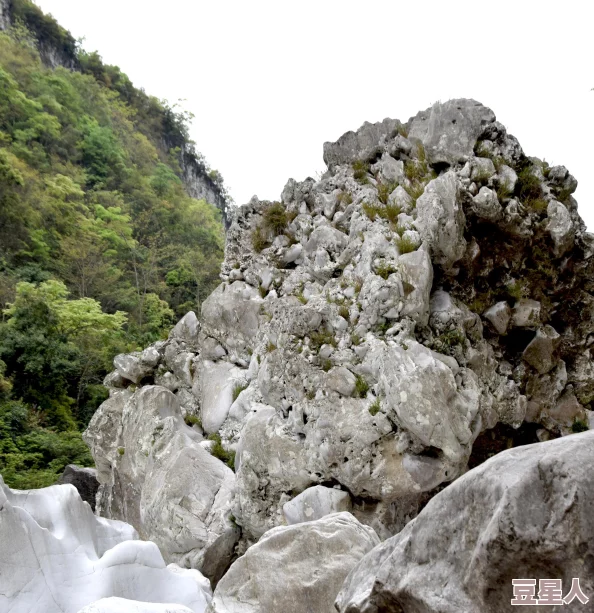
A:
35;0;594;228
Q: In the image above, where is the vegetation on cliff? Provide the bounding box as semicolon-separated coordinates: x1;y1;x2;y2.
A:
0;3;226;488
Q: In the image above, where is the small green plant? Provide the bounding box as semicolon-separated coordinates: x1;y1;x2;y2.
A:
403;180;426;204
354;277;363;293
117;447;125;456
516;166;544;211
184;414;202;428
438;329;466;348
266;341;277;353
352;160;370;185
506;280;528;302
376;261;397;280
362;202;381;221
351;332;362;346
394;224;407;237
355;375;369;398
207;433;236;470
571;419;589;433
306;389;316;400
263;201;288;235
321;358;333;372
338;305;350;320
296;291;307;304
259;285;268;298
396;235;417;254
392;122;408;138
368;398;381;416
377;181;398;204
232;382;248;402
310;329;337;351
496;181;513;202
337;191;353;205
252;226;269;252
474;142;505;171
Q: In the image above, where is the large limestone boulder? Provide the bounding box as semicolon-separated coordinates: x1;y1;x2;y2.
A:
84;386;239;583
408;98;496;165
0;477;211;613
91;98;593;583
415;171;466;270
208;513;379;613
336;431;594;613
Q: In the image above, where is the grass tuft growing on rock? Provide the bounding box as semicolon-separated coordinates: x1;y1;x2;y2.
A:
232;382;248;402
355;375;370;398
263;202;288;235
396;235;417;254
207;433;236;470
352;160;370;185
368;398;381;416
184;414;202;428
252;226;269;252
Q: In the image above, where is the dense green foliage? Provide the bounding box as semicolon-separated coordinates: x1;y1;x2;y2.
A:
0;7;226;488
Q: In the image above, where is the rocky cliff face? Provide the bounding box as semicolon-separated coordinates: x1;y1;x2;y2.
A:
0;0;9;30
85;99;594;585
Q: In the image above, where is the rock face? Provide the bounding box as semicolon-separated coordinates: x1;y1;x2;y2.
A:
87;98;593;577
0;477;211;613
84;385;238;584
336;431;594;613
207;513;379;613
58;464;100;510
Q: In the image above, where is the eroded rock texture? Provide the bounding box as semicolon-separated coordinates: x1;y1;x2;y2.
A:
336;430;594;613
0;477;211;613
208;512;379;613
86;98;593;572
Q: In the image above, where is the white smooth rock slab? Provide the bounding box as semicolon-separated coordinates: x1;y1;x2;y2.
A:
0;477;210;613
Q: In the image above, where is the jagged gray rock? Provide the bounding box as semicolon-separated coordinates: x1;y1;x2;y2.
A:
207;513;379;613
58;464;100;510
336;431;594;613
84;386;239;583
87;98;593;589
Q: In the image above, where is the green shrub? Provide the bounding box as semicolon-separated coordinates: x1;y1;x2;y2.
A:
376;261;397;280
232;382;248;402
396;235;417;254
207;433;235;470
321;359;333;372
252;226;269;252
352;160;370;185
184;414;202;428
265;342;277;353
355;375;369;398
310;329;336;351
338;305;350;320
571;419;589;433
377;181;398;205
368;398;381;416
117;447;125;456
263;202;288;235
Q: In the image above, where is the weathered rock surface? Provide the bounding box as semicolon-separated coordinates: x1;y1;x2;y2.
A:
58;464;100;510
87;98;593;587
78;599;195;613
336;431;594;613
0;477;211;613
207;513;379;613
283;485;352;524
84;385;239;583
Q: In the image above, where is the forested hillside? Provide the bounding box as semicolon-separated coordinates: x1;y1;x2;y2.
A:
0;1;227;488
